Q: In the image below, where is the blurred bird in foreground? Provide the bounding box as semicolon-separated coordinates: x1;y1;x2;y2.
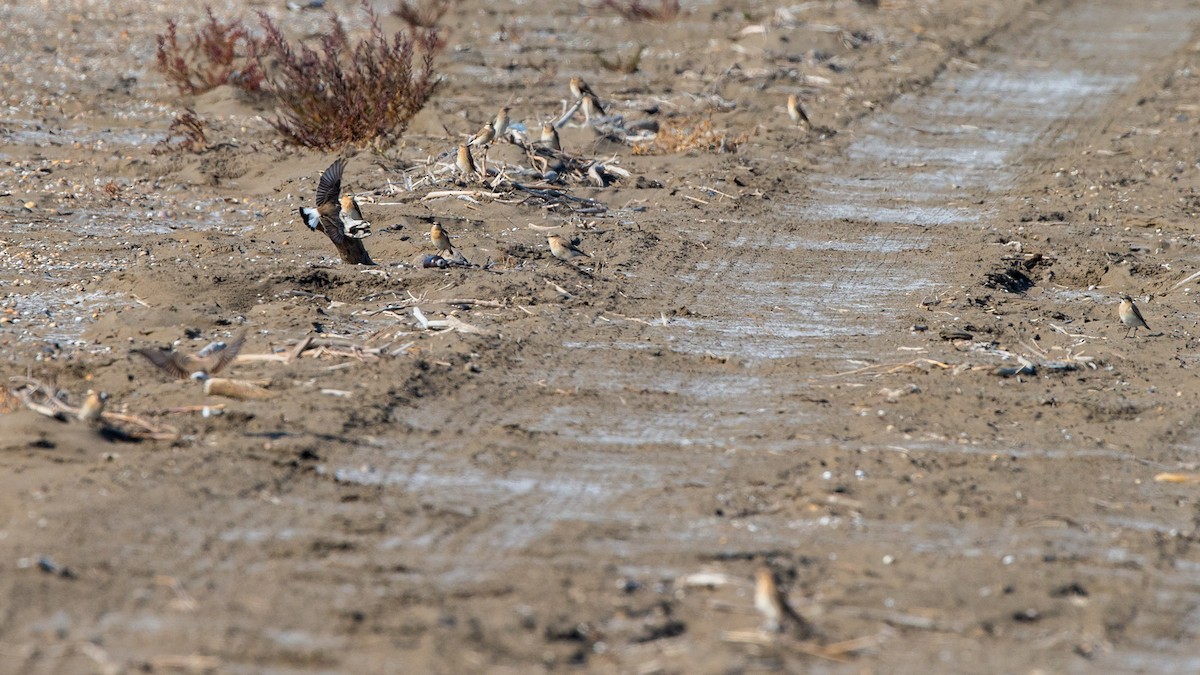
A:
1119;294;1150;338
787;93;811;127
754;566;813;638
77;389;108;424
133;331;247;381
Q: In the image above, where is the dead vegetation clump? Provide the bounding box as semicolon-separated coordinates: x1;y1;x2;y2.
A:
631;116;749;155
155;7;264;95
593;0;682;22
256;5;441;150
154;108;209;154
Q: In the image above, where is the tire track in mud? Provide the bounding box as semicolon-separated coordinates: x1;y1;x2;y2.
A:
338;0;1200;632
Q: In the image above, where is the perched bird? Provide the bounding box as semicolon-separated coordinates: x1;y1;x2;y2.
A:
541;122;561;151
468;121;496;148
493;106;510;140
787;94;811;127
77;389;108;424
133;331;247;381
547;234;590;261
1119;294;1150;338
570;76;599;101
581;94;606;122
571;77;606;120
338;194;372;239
430;222;454;255
298;159;374;264
754;567;813;637
456;144;477;178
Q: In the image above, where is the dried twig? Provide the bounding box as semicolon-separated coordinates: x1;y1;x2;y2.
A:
829;358;952;377
1049;322;1097;339
363;298;507;315
98;412;180;441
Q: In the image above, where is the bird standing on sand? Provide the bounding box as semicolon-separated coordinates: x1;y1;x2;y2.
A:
493;106;510;140
298;159;374;265
431;222;454;255
581;93;605;122
787;94;811;127
133;331;247;381
1119;294;1150;338
456;144;477;178
541;122;561;151
77;389;108;424
547;234;590;261
754;566;813;637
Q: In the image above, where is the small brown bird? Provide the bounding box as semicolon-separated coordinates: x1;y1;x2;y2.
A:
493;106;510;140
547;234;590;261
468;121;495;148
133;331;247;381
570;76;599;101
787;93;811;127
754;567;813;637
431;222;454;255
541;122;561;151
456;144;477;178
1119;294;1150;338
581;93;606;121
298;158;374;264
338;194;371;239
77;389;107;424
571;77;606;120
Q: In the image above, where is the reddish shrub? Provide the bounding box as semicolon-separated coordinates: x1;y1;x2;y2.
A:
154;108;209;154
155;7;264;95
256;4;440;149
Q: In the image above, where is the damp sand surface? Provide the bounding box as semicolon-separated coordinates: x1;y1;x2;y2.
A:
4;0;1200;672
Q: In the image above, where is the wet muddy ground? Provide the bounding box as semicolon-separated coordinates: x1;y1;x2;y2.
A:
5;0;1200;672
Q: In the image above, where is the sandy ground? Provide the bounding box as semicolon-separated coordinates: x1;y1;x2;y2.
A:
5;0;1200;672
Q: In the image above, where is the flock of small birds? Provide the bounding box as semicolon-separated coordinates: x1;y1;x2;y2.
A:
72;76;1155;436
297;76;631;270
290;76;1156;346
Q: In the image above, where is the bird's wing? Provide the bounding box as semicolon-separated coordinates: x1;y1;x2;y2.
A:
795;102;811;125
298;206;321;231
319;214;347;245
1132;303;1149;328
211;330;247;374
315;158;346;208
132;348;191;379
